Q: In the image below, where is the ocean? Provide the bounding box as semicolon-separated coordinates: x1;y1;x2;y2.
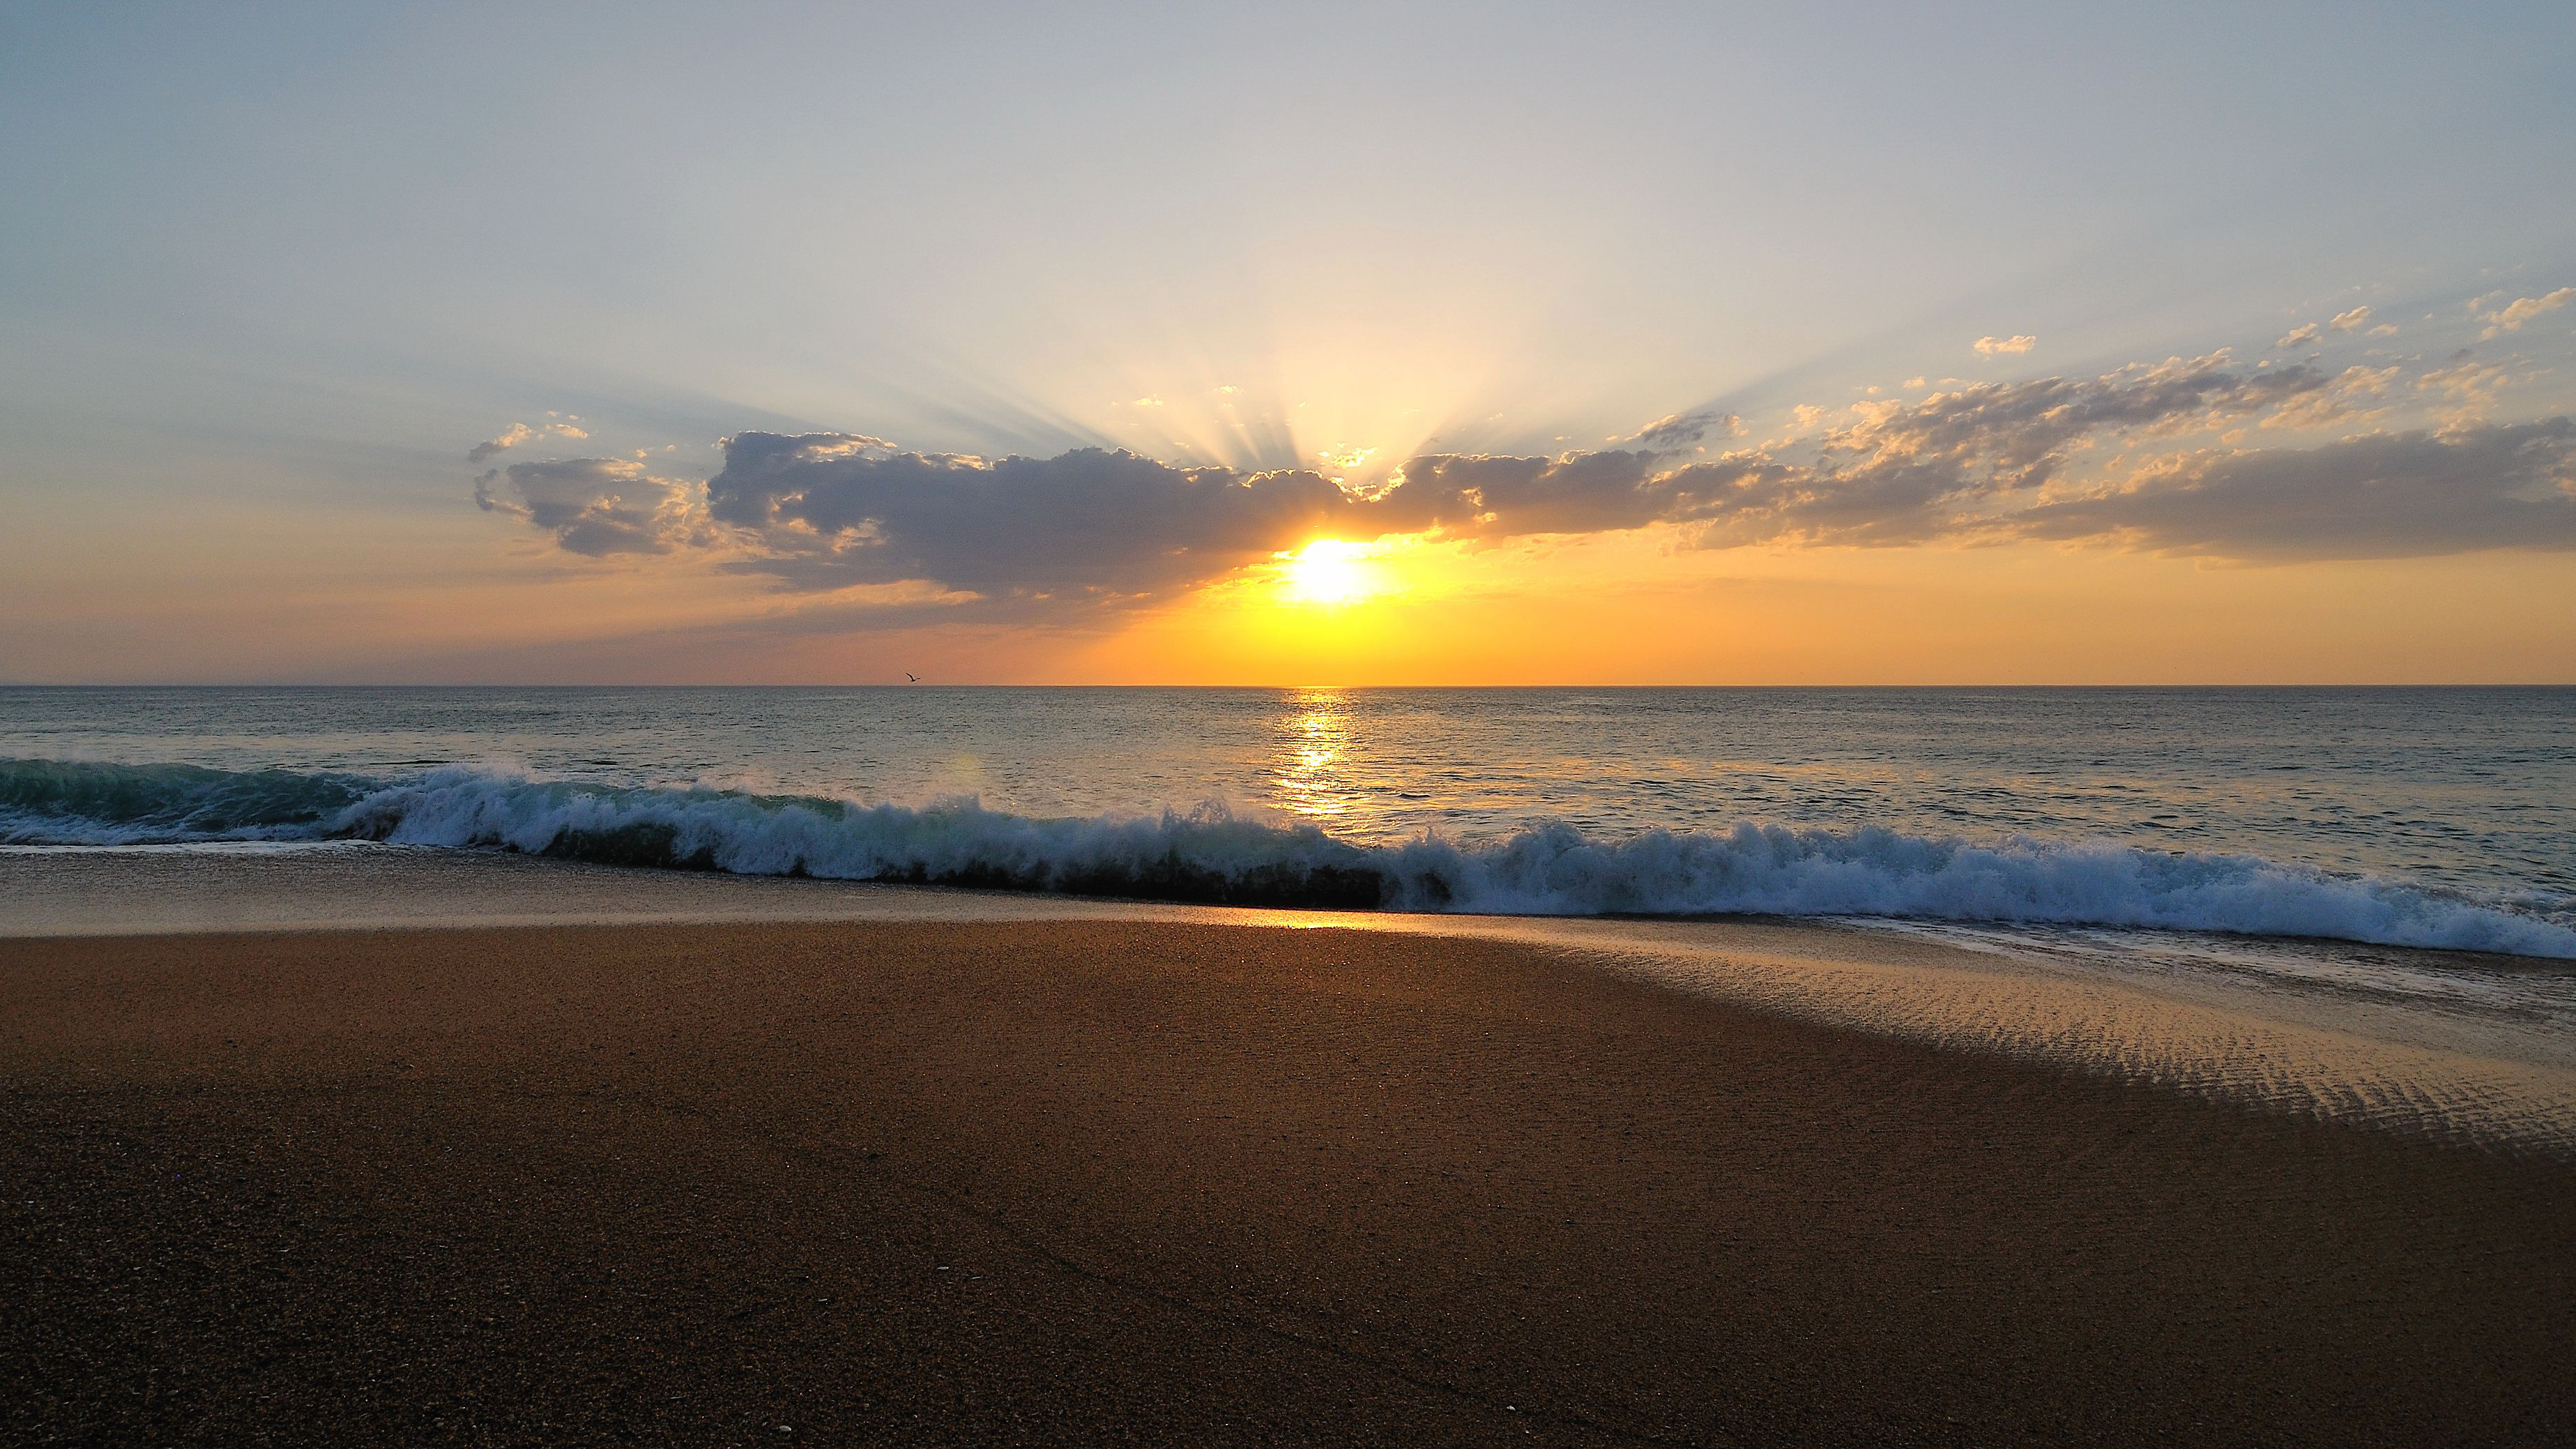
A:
3;684;2570;950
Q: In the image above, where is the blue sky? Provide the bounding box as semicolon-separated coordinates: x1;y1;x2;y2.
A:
4;2;2573;681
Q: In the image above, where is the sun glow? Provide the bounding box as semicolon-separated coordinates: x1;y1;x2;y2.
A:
1277;538;1388;606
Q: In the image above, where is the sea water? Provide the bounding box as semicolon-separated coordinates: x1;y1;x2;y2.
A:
3;685;2570;957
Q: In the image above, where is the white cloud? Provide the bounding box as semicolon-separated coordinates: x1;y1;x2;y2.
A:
468;423;535;463
2328;306;2372;332
1974;335;2036;355
2479;287;2574;340
2416;355;2512;419
2275;323;2322;349
467;419;591;464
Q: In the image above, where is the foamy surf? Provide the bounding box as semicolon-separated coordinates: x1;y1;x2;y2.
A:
3;758;2571;958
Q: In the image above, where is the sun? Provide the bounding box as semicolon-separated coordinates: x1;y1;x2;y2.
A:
1277;538;1385;606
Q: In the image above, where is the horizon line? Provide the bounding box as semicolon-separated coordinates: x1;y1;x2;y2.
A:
5;681;2572;692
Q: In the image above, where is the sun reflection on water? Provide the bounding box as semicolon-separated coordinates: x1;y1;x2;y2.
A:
1270;688;1359;824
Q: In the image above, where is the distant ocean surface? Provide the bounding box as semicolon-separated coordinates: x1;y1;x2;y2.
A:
3;686;2573;961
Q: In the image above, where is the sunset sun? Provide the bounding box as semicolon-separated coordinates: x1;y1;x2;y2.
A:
1276;538;1385;607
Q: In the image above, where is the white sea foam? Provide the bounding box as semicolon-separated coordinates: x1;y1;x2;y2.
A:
6;760;2573;957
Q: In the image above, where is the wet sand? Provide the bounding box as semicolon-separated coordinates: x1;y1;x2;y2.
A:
4;920;2570;1446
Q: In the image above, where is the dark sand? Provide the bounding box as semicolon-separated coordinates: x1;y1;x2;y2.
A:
4;920;2570;1446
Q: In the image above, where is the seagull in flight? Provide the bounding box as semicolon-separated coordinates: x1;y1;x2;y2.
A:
904;672;918;683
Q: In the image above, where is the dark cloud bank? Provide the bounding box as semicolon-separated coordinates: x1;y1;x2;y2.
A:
479;354;2576;612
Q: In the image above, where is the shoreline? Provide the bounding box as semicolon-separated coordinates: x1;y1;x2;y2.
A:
6;916;2571;1444
9;847;2576;1158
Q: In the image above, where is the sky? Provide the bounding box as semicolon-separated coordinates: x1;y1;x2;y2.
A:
4;0;2574;684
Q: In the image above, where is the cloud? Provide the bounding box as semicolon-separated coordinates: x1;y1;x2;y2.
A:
1359;352;2333;549
2479;287;2574;340
2368;323;2400;337
469;423;535;463
1626;407;1739;450
478;351;2573;608
1367;448;1694;538
1974;335;2036;355
1667;352;2338;548
701;434;1357;602
2261;364;2398;430
2013;420;2576;560
467;418;591;464
2328;306;2372;332
475;457;698;556
2276;323;2322;349
2416;353;2511;420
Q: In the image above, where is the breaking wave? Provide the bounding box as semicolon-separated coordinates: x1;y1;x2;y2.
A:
5;758;2572;958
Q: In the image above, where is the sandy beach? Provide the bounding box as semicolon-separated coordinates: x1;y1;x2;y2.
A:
4;917;2570;1446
